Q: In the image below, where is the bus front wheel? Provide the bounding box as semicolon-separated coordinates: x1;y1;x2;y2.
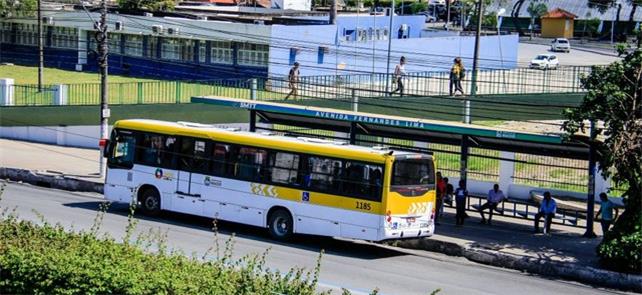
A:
139;187;161;216
268;209;293;241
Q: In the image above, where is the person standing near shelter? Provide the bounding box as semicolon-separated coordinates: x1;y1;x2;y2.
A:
435;172;446;225
534;191;556;234
444;177;454;206
285;62;300;100
390;56;406;96
595;192;617;235
449;57;465;96
479;183;505;225
454;179;468;226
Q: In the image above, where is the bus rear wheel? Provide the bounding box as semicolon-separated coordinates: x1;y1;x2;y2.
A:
268;209;293;241
139;187;161;216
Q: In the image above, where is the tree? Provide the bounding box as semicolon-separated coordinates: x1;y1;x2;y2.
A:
626;0;642;34
0;0;36;18
510;0;527;36
588;0;622;38
526;1;547;40
118;0;177;12
563;48;642;274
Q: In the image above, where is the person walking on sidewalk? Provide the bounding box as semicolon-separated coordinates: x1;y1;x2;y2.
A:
534;191;556;234
595;192;618;235
449;57;465;96
285;62;300;100
390;56;406;96
479;183;505;225
455;179;468;226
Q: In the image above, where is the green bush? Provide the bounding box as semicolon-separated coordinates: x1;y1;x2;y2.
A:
0;206;325;294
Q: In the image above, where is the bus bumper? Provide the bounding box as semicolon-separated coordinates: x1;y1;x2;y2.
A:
380;222;434;240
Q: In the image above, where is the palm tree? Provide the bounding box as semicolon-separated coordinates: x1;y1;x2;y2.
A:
526;1;548;39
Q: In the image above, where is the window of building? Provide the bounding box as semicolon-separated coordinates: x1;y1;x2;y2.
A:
161;38;181;60
15;23;37;46
161;38;195;61
0;22;12;43
123;34;143;57
146;37;159;58
238;43;268;66
107;33;121;54
198;41;206;63
210;40;232;64
51;26;77;49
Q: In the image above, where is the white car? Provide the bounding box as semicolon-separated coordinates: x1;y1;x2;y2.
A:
551;38;571;53
530;54;559;70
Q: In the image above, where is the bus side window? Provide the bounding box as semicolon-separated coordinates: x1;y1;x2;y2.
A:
161;136;177;169
179;138;195;171
270;151;300;185
136;134;164;167
211;143;230;176
236;147;267;181
192;140;210;174
344;161;383;202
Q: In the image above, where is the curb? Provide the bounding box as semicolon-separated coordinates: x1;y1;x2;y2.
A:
394;238;642;293
0;167;103;194
2;167;640;292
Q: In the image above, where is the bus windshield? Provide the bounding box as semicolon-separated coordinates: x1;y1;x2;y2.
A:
392;157;435;186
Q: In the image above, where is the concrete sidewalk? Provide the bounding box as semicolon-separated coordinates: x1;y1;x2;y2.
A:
1;138;640;292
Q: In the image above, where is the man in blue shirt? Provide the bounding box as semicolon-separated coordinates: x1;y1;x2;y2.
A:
595;192;617;235
479;183;505;225
534;191;556;234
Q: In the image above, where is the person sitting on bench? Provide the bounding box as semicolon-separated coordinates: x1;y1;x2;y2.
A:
534;191;557;234
479;183;505;225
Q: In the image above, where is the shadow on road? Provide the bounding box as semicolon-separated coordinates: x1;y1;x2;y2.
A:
63;201;405;260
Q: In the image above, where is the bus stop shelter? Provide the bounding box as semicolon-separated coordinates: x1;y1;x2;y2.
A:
191;96;600;237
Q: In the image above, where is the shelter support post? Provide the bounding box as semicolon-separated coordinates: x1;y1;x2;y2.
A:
460;135;469;185
349;122;357;145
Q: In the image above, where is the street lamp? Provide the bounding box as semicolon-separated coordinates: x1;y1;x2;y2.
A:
496;8;505;68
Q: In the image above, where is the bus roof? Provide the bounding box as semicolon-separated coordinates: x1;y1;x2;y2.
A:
113;119;428;163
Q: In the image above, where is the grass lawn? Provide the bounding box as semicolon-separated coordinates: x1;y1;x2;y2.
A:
0;64;157;84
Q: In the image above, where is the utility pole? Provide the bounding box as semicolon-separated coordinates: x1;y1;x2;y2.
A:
466;0;483;124
384;0;394;94
37;0;43;91
97;0;110;177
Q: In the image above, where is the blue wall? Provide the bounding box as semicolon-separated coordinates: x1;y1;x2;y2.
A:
0;43;268;81
268;24;519;79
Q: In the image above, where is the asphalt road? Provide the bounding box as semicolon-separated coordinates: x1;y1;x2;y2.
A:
0;182;625;295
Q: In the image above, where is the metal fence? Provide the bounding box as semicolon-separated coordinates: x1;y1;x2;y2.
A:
4;65;592;107
293;65;593;97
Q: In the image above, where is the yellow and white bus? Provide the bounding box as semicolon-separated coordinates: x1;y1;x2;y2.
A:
105;119;436;241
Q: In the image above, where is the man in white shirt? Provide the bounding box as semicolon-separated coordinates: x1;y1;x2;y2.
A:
390;56;406;96
479;183;505;225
